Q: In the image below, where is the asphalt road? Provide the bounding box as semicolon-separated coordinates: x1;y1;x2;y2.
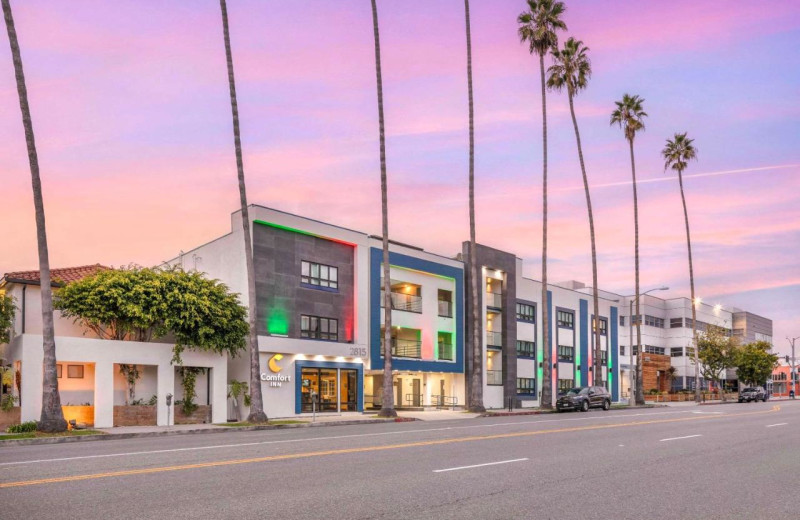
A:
1;401;798;519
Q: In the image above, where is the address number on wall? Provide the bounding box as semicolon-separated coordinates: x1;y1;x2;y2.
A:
349;347;367;357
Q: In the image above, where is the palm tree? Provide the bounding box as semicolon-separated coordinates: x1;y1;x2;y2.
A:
463;0;485;413
547;38;603;386
610;94;647;405
370;0;396;418
662;133;700;403
218;0;267;423
2;0;66;432
517;0;566;410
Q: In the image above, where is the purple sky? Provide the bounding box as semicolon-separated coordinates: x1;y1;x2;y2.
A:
1;1;798;353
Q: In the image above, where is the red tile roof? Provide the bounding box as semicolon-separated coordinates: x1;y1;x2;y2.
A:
3;264;110;286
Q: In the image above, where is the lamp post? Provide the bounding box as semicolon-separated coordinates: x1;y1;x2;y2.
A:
788;336;799;397
628;286;669;405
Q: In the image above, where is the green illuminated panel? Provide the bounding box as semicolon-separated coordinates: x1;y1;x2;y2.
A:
266;306;289;336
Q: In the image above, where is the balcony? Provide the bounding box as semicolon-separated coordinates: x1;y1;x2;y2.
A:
381;338;422;359
485;292;502;309
486;331;503;348
438;341;454;361
438;300;453;318
381;291;422;313
487;370;504;386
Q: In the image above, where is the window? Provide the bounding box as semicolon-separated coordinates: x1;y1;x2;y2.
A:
620;345;626;356
671;347;683;357
301;261;338;290
517;378;536;395
558;379;574;394
593;317;608;336
632;345;639;355
670;318;683;328
437;290;453;318
686;347;695;357
643;345;665;355
67;365;84;379
557;345;574;361
599;351;608;365
557;310;574;329
300;315;338;341
620;315;625;327
645;315;665;328
516;302;535;322
516;340;535;358
631;315;642;326
56;364;62;378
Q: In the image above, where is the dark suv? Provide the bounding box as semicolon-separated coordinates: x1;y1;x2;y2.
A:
556;386;612;412
738;387;768;403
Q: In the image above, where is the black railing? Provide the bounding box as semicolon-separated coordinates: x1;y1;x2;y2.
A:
438;300;452;317
487;370;504;386
381;338;422;359
485;292;502;309
381;291;423;313
486;331;503;347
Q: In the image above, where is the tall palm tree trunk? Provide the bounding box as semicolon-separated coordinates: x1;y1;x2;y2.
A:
219;0;267;423
677;168;700;403
464;0;484;413
567;93;601;386
371;0;396;418
630;139;645;405
2;0;66;432
539;53;552;409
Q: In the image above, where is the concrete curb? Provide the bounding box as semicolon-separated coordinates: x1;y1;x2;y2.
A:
0;417;418;447
479;404;664;417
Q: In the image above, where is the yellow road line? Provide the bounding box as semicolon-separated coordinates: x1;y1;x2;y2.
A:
1;405;779;489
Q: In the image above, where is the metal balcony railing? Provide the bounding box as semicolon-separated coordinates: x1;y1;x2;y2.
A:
438;342;454;361
438;300;453;318
486;331;503;348
381;291;423;313
487;370;504;386
381;338;422;359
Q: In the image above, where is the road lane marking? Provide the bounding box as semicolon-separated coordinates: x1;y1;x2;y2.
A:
692;411;722;414
766;423;787;428
0;410;699;467
434;458;528;473
0;405;780;489
660;434;702;442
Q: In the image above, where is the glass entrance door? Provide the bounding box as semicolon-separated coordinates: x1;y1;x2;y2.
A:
300;368;320;413
340;369;357;411
319;369;338;411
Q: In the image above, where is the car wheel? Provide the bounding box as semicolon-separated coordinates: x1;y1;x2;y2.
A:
580;400;589;412
602;399;611;411
738;399;743;403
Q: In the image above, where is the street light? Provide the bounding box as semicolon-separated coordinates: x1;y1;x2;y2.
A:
629;286;669;405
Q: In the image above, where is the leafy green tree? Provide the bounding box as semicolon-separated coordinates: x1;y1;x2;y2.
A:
370;0;396;418
610;94;647;405
734;341;778;387
2;0;66;432
517;0;566;409
547;37;604;386
218;0;267;424
694;327;739;401
0;294;15;344
662;132;699;401
55;266;248;363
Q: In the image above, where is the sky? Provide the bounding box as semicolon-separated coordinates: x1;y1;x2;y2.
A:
1;1;798;354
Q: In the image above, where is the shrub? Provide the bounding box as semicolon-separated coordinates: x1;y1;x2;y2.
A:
7;420;37;433
1;394;18;412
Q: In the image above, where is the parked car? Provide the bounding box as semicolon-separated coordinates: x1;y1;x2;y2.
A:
556;386;612;412
738;387;768;403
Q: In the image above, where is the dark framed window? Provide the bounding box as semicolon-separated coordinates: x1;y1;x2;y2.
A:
56;364;62;378
645;315;665;328
516;340;535;358
557;310;574;329
593;317;608;336
517;378;536;395
599;351;608;365
516;303;535;323
671;347;684;357
301;260;338;290
632;345;639;355
620;345;626;356
620;315;625;327
643;345;665;355
300;315;338;341
557;379;574;394
631;315;642;326
67;365;84;379
557;345;574;361
670;318;683;328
